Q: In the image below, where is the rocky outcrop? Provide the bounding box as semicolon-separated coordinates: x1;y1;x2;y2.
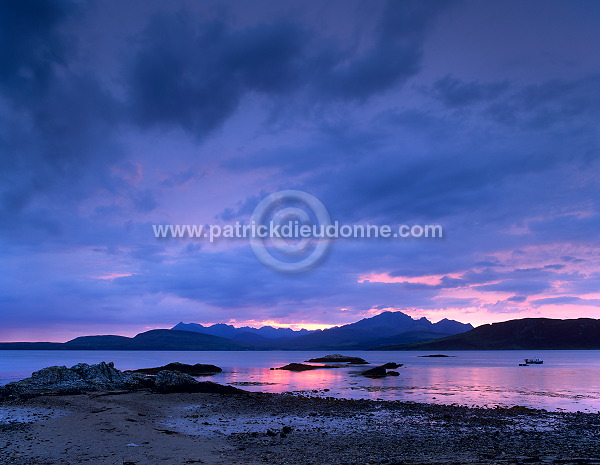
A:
305;354;368;364
0;361;242;399
0;362;152;397
128;362;222;376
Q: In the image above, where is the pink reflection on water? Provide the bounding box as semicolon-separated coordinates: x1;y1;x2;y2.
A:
217;351;600;412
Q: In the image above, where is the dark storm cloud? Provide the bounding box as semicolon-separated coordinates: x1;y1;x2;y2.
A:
127;16;305;137
314;0;452;100
126;0;451;137
0;0;74;98
0;0;125;225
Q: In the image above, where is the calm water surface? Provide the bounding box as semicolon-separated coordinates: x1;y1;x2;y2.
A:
1;350;598;413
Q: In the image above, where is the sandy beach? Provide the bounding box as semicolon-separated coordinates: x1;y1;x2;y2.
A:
1;389;599;465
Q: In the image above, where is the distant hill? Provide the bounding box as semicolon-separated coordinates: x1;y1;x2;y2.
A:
0;330;251;351
172;322;315;339
0;342;66;350
378;318;600;350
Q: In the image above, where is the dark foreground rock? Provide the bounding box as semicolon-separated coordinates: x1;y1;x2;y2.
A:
0;362;243;399
0;362;152;397
271;363;339;372
127;362;222;376
305;354;368;364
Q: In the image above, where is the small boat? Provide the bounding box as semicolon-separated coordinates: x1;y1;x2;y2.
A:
518;363;528;366
524;358;543;364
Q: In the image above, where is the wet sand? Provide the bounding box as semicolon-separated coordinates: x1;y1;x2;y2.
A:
1;390;599;465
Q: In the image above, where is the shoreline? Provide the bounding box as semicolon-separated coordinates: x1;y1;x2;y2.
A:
2;351;600;414
1;390;599;465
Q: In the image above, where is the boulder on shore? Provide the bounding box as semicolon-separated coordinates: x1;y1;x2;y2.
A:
0;362;152;397
305;354;368;364
128;362;222;376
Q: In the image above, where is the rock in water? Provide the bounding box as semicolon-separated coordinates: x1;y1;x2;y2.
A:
361;366;388;377
380;363;403;369
361;363;403;378
305;354;369;364
128;362;222;376
273;363;338;371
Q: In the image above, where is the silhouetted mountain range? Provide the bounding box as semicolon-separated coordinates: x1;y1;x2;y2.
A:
379;318;600;350
8;314;600;351
0;311;472;350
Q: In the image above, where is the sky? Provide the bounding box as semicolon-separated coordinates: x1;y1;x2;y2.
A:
1;0;600;342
